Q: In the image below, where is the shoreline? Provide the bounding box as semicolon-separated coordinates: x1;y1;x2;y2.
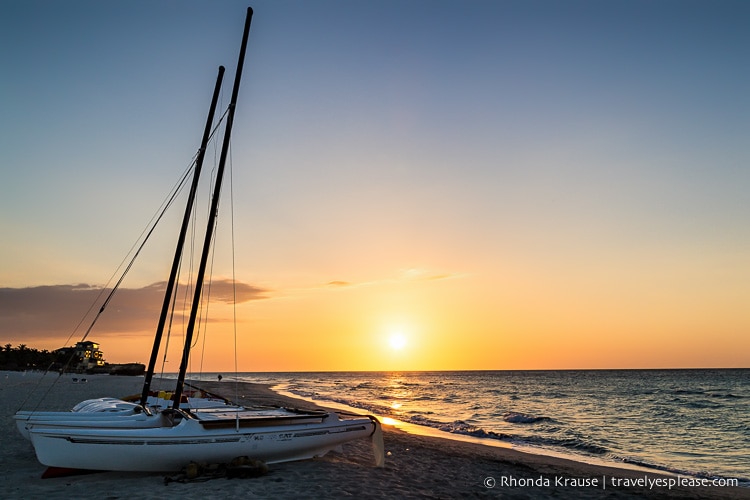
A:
3;370;748;499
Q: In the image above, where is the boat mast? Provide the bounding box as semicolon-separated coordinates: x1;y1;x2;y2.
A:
138;65;226;407
172;7;253;409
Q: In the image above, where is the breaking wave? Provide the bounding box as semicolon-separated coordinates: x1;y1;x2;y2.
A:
503;411;551;424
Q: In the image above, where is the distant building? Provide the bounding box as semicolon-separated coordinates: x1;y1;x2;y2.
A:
55;341;105;371
50;341;144;375
76;341;105;370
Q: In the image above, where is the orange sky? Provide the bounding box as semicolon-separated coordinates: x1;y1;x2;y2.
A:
10;256;744;372
2;254;749;371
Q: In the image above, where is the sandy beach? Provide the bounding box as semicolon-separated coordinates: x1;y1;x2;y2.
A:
3;371;748;499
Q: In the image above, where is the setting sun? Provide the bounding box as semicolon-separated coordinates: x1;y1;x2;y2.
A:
388;332;407;351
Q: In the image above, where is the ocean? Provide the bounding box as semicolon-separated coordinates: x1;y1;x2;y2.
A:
195;369;748;486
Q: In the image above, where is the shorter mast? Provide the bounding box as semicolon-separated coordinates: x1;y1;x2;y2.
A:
172;7;254;408
139;66;226;407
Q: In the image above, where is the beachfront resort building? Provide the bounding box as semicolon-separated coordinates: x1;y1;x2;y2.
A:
55;341;105;371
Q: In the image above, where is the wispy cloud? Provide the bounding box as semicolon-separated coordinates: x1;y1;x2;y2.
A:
396;268;458;282
205;279;269;304
0;280;268;344
322;268;463;291
327;281;352;287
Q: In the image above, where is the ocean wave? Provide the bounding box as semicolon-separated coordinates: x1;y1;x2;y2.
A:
408;410;435;415
437;420;511;440
670;389;705;395
671;389;746;400
406;415;512;440
503;412;551;424
683;400;723;409
557;439;610;456
707;392;745;399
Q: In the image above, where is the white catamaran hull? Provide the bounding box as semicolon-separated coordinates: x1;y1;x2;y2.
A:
28;411;382;471
15;395;232;440
15;398;147;440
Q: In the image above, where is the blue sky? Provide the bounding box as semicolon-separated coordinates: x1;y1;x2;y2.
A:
1;1;748;369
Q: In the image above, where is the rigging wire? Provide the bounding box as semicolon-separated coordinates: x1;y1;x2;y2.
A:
60;160;195;351
194;148;224;375
18;154;196;411
163;169;198;381
158;256;182;384
173;104;228;382
189;88;226;381
64;160;194;355
196;217;219;374
19;102;233;411
70;106;230;367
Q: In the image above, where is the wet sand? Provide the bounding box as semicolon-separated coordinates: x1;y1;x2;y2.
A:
3;371;748;499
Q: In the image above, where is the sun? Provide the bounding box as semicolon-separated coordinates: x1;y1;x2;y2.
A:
388;332;407;351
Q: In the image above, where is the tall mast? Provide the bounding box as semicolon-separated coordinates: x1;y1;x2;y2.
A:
172;7;253;409
139;66;226;407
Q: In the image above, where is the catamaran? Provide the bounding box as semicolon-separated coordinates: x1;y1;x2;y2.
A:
14;7;384;472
